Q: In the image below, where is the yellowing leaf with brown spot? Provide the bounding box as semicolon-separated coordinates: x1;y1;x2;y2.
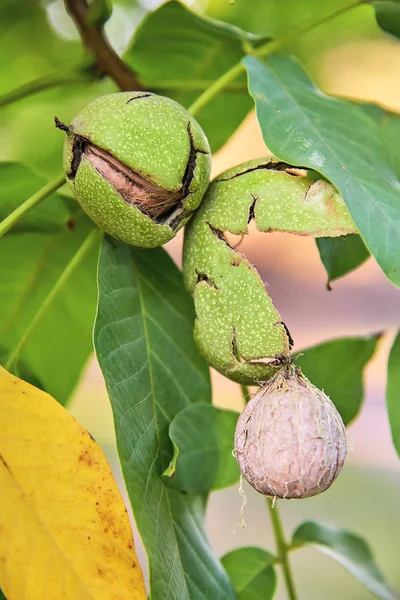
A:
0;367;146;600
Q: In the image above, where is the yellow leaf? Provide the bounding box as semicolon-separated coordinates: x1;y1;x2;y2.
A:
0;367;146;600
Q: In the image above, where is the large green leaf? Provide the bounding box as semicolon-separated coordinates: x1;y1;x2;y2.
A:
244;55;400;287
0;212;98;405
163;404;239;494
292;522;397;600
124;0;265;152
316;234;370;288
296;335;379;425
372;0;400;39
221;547;277;600
360;104;400;179
386;331;400;457
0;163;69;232
94;237;234;600
208;0;374;40
380;112;400;178
0;1;83;95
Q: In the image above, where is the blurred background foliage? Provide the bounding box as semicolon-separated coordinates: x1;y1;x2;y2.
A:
0;0;386;177
1;0;400;598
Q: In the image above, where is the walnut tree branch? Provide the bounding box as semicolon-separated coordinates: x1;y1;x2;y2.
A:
63;0;141;91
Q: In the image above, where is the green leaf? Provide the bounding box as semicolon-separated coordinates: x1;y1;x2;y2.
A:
372;0;400;39
244;55;400;287
0;2;83;94
316;234;370;288
0;212;98;405
296;335;379;425
207;0;375;39
292;521;397;600
0;1;115;179
360;104;400;179
124;0;266;152
163;405;239;494
386;331;400;457
94;237;235;600
380;113;400;178
0;586;6;600
221;547;277;600
0;163;69;233
0;347;43;391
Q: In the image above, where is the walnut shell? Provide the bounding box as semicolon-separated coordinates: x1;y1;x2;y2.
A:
234;365;346;499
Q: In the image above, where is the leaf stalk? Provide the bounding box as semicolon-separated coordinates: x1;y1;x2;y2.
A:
0;173;66;240
5;226;102;372
0;66;98;108
187;0;364;117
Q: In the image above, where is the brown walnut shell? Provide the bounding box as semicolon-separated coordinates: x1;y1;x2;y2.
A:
234;365;346;499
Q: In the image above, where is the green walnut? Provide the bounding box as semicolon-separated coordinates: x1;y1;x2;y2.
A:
56;92;211;247
182;157;357;385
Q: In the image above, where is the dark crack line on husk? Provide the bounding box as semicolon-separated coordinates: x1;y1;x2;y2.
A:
195;270;219;290
206;221;233;248
231;326;241;362
181;122;208;198
279;321;294;350
216;161;307;182
69;136;87;180
248;194;258;223
167;208;191;231
126;93;152;103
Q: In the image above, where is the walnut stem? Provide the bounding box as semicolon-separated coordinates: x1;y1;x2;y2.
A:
268;499;298;600
63;0;141;91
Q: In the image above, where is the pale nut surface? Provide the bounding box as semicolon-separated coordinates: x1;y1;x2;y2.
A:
234;365;346;499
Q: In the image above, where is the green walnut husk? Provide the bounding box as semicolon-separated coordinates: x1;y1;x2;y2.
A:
234;364;347;499
182;157;357;385
59;92;211;247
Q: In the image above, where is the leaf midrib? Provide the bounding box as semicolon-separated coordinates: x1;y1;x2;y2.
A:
2;210;86;338
131;254;191;600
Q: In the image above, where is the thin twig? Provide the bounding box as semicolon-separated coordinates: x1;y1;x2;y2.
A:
64;0;141;91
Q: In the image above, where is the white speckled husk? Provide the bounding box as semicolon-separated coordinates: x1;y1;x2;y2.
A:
63;92;211;247
234;365;346;499
182;158;356;384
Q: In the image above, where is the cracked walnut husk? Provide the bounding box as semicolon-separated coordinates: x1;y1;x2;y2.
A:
57;92;211;247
